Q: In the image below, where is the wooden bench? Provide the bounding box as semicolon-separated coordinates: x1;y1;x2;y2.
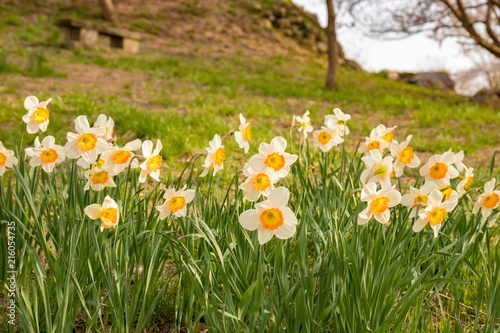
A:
57;18;141;53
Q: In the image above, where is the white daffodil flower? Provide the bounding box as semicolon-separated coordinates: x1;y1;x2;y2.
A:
357;182;401;225
390;135;420;177
312;126;344;152
239;187;298;244
22;95;52;134
0;141;18;175
419;151;459;187
473;178;500;218
64;115;109;167
239;163;279;202
156;185;196;219
139;139;163;183
25;136;65;173
100;139;142;174
200;134;225;177
234;114;251;153
247;136;298;179
295;110;313;138
84;196;120;231
413;189;457;238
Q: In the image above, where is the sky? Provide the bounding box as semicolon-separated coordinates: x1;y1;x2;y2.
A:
292;0;488;93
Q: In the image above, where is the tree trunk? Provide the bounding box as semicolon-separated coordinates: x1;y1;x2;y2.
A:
325;0;339;90
99;0;117;23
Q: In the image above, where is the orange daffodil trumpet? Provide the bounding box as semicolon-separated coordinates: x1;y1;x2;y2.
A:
25;136;65;173
156;186;196;219
294;110;313;138
139;139;163;183
22;95;52;134
84;196;120;232
239;187;298;244
83;166;117;191
65;115;110;168
234;114;251;153
374;124;397;143
390;135;420;177
419;151;459;187
473;178;500;218
357;183;401;225
247;136;298;179
457;167;474;196
0;141;18;176
200;134;226;177
413;189;458;238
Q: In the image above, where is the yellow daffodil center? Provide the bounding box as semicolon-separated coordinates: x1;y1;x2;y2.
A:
398;147;414;165
265;152;285;171
213;148;225;166
253;173;271;191
464;176;473;189
413;195;428;208
96;158;105;169
373;165;388;177
430;162;448;180
91;171;109;184
0;152;6;166
483;193;499;209
112;149;132;164
242;124;252;141
169;196;186;212
260;208;284;230
41;148;58;164
367;140;380;150
318;131;331;145
439;185;453;201
369;196;390;215
382;132;394;142
301;121;312;128
338;120;345;125
99;208;118;226
77;133;97;152
429;207;447;226
146;155;162;172
32;107;49;124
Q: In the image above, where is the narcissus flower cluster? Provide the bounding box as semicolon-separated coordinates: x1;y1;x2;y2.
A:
238;134;299;244
3;97;499;241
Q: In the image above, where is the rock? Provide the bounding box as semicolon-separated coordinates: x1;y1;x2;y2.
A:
277;18;292;28
413;72;455;91
283;28;294;36
291;25;302;37
241;1;263;12
398;72;455;92
263;10;274;20
316;41;327;53
387;71;399;80
272;6;287;19
344;59;364;72
262;19;273;29
303;37;317;52
470;89;500;109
